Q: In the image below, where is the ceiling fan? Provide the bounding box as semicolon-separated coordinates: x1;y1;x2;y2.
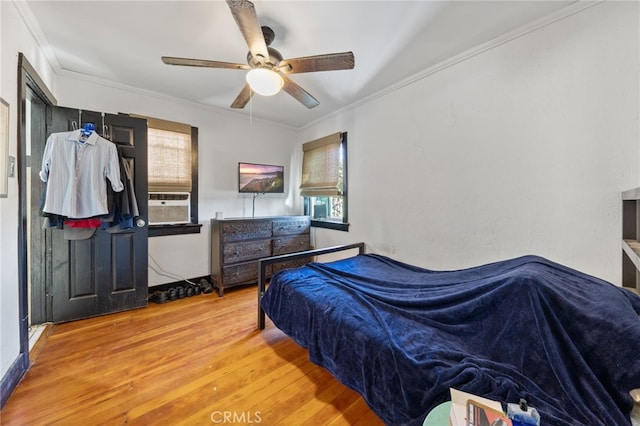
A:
161;0;355;109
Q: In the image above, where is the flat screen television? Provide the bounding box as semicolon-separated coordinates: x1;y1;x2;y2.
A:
238;162;284;194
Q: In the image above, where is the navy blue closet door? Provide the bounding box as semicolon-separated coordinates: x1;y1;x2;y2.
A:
46;107;148;323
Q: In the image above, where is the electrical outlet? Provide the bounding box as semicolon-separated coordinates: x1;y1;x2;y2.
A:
8;156;15;177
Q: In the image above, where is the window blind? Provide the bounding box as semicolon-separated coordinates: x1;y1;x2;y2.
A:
145;117;192;193
300;132;342;197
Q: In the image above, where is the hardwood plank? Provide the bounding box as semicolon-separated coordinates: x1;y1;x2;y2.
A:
278;375;358;424
1;286;383;425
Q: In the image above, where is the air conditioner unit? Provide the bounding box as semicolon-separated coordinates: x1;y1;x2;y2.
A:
148;192;191;225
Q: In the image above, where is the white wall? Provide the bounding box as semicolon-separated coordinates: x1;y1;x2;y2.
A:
1;0;300;379
54;74;300;286
302;1;639;285
0;2;57;379
1;0;638;390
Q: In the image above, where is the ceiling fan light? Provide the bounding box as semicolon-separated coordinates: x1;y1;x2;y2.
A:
246;68;283;96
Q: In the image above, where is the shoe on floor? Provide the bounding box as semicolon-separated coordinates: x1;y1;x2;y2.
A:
150;290;169;304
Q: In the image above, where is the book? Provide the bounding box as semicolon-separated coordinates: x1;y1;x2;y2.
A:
467;399;512;426
449;388;512;426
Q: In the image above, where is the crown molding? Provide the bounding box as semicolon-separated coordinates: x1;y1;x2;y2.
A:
12;0;61;72
302;0;602;131
55;68;298;131
12;0;601;132
11;0;295;131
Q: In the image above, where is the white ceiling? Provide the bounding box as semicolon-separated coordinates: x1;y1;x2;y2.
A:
21;0;576;128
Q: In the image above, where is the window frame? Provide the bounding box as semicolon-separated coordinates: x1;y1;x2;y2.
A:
148;125;201;237
303;132;349;231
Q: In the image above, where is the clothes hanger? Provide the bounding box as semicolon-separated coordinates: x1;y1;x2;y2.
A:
81;122;95;137
78;122;95;142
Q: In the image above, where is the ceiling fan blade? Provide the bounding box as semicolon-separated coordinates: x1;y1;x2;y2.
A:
162;56;249;70
279;52;355;74
279;73;319;109
226;0;269;64
230;83;254;109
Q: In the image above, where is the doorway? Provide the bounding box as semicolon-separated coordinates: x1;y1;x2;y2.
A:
19;54;149;331
26;85;47;328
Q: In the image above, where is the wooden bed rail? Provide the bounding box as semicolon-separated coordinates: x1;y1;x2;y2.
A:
257;242;365;330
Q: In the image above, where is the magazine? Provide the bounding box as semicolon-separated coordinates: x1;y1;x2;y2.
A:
449;388;512;426
466;399;512;426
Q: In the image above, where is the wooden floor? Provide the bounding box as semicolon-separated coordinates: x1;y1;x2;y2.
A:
1;286;383;425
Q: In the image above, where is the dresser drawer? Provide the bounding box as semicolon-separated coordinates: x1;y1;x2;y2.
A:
272;234;311;274
221;262;259;285
221;262;273;286
220;220;272;242
222;240;271;264
211;216;310;296
273;235;310;255
272;217;310;236
272;258;311;274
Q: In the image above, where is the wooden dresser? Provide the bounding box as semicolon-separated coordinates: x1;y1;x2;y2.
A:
210;216;311;296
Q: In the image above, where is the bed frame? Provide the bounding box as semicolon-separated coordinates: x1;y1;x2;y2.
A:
257;242;365;329
256;245;640;424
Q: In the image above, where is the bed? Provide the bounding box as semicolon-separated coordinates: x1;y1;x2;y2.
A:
258;245;640;426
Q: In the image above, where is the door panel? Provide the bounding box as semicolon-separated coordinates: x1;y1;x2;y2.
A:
113;232;135;292
45;107;148;322
47;106;81;134
104;113;148;309
28;87;48;325
69;239;96;297
51;237;98;320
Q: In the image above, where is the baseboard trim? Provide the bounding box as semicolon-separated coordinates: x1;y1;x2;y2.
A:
29;323;54;365
0;352;28;408
148;275;211;293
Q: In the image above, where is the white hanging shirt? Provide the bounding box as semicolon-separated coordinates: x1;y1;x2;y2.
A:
40;129;124;218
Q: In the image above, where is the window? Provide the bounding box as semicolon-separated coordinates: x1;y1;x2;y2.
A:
144;116;200;236
301;132;348;231
148;127;191;192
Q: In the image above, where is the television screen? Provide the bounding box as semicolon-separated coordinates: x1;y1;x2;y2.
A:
238;162;284;193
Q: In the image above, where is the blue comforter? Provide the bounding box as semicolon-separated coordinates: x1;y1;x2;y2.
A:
260;254;640;425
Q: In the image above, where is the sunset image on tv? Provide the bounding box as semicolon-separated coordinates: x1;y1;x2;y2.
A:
239;163;284;193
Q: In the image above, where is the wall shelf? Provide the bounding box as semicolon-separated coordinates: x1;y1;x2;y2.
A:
622;188;640;294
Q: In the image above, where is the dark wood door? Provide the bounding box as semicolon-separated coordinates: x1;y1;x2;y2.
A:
28;87;49;325
44;107;148;322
